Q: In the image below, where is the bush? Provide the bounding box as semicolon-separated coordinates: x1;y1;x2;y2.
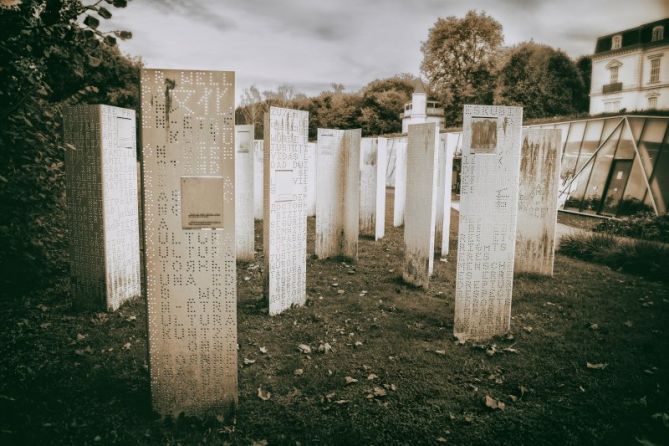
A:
558;232;669;283
594;213;669;244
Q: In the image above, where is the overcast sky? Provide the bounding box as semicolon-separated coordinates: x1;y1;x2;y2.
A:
104;0;668;100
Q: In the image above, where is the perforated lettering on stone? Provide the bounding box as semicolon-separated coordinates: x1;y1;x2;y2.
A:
63;104;141;311
140;69;237;417
454;105;523;342
515;129;562;275
235;125;255;260
263;107;309;315
403;123;439;288
375;137;388;240
315;129;361;260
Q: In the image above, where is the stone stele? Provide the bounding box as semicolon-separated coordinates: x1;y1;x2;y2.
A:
140;69;237;418
439;133;457;257
235;124;255;261
454;104;523;342
62;104;141;311
315;128;361;260
253;139;264;220
515;128;562;276
402;122;440;288
263;107;309;315
359;137;378;236
306;142;317;217
392;136;408;227
375;137;388;240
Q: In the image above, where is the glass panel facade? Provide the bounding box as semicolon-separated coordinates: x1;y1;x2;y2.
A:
561;122;584;182
648;127;669;214
619;158;651;215
581;125;623;214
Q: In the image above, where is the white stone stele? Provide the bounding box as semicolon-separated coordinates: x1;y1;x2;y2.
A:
402;122;440;288
375;137;388;240
306;142;317;217
315;128;361;260
392;137;408;227
235;125;255;261
359;137;378;235
63;104;141;311
454;104;523;342
263;107;309;315
437;133;458;258
515;129;562;276
140;69;237;418
253;139;264;220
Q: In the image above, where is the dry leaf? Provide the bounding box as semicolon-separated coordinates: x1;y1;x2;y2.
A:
345;376;358;385
383;383;397;391
502;347;518;354
354;341;363;347
436;437;448;443
259;346;268;354
297;344;311;354
317;342;332;354
367;373;378;380
257;387;271;401
373;386;387;397
123;342;132;350
243;358;256;365
586;362;608;370
334;400;350;405
76;333;87;342
293;368;304;376
484;395;505;411
435;350;446;356
522;326;533;333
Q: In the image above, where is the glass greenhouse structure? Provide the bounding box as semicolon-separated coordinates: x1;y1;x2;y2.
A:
443;114;669;217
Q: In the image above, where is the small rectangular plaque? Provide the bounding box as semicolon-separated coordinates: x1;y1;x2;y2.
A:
471;117;497;153
181;176;225;229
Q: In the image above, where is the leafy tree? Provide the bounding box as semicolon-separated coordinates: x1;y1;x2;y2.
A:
494;42;589;118
0;0;139;290
358;74;417;135
420;10;503;124
576;55;592;112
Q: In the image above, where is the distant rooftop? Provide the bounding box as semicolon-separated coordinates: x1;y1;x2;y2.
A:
594;17;668;55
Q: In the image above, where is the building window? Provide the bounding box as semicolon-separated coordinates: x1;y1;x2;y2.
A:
648;96;658;109
650;58;660;83
611;34;622;49
652;26;664;42
605;100;621;113
610;65;619;83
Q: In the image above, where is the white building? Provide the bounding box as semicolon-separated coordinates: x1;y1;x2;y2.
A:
400;80;445;133
590;18;669;114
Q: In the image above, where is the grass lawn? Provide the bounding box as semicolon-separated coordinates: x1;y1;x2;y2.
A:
1;190;668;445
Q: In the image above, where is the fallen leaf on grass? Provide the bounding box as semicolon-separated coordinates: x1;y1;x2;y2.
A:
123;342;132;350
243;358;256;365
435;350;446;356
502;347;518;354
522;326;533;333
334;400;350;405
383;383;397;391
337;289;345;295
257;387;271;401
345;376;358;385
259;346;268;354
486;345;497;357
40;323;51;329
624;320;634;327
367;373;378;380
354;341;363;347
436;437;448;443
293;368;304;376
373;386;387;397
76;333;87;342
589;323;599;331
297;344;311;354
586;362;608;370
484;395;505;411
636;438;661;446
651;412;669;428
317;342;332;354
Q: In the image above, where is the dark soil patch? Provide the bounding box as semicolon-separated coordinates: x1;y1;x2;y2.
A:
1;190;668;445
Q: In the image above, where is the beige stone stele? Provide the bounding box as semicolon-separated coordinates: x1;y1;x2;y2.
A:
140;68;237;418
454;104;523;342
402;122;440;288
515;129;562;276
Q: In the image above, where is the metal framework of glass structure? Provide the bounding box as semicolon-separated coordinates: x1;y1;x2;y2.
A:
442;115;669;217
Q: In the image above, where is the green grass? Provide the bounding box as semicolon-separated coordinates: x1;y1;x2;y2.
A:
1;191;668;445
559;232;669;283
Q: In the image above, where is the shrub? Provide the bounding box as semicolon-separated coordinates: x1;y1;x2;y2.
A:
594;213;669;244
558;232;669;283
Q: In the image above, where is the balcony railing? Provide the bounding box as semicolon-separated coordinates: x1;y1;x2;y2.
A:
603;82;623;94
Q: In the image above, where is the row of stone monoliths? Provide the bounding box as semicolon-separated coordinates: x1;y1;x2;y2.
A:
62;69;562;418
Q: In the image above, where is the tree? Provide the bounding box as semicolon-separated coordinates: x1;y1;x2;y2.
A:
494;42;589;119
420;10;503;124
237;86;265;138
576;55;592;112
358;74;417;135
0;0;138;289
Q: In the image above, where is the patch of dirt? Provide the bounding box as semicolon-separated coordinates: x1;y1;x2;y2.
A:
1;189;668;445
